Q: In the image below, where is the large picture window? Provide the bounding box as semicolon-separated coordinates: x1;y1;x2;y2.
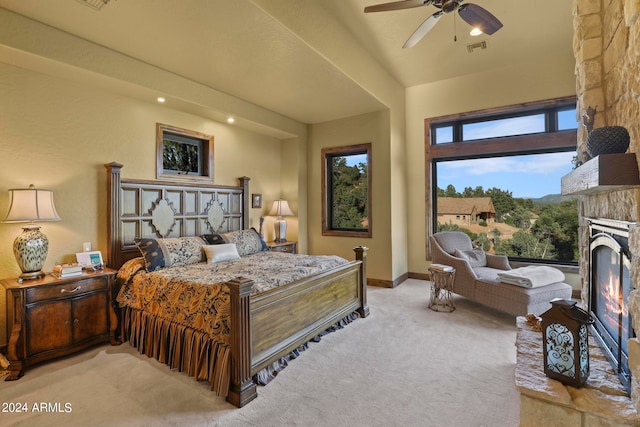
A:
322;143;372;238
427;97;579;264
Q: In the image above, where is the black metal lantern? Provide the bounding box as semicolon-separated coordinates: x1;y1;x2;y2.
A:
540;299;594;388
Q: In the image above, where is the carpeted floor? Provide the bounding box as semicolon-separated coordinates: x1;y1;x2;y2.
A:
0;279;520;427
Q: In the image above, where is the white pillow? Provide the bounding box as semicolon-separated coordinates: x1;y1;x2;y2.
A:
454;248;487;268
203;243;240;264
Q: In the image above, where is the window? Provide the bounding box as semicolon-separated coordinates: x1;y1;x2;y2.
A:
156;123;214;182
427;97;579;264
322;143;372;237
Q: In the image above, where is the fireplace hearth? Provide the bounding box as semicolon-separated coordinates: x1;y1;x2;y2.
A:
588;218;635;394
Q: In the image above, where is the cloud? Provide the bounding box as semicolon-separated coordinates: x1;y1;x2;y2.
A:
463;116;544;140
440;152;575;176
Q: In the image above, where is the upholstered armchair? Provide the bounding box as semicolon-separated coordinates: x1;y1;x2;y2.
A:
430;231;511;298
429;231;572;316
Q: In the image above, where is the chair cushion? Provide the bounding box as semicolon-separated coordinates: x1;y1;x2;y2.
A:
433;232;474;255
455;248;487;267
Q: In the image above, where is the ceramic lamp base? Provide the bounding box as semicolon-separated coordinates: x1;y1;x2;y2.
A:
13;225;48;280
274;218;287;243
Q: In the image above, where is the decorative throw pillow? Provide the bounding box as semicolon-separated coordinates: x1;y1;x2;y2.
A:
454;248;487;268
220;228;267;257
201;233;225;245
203;243;241;264
135;236;206;271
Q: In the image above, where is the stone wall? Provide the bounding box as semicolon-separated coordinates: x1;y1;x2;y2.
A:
573;0;640;410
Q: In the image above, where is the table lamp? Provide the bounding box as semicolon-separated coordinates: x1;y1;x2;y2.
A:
3;185;61;280
268;199;294;243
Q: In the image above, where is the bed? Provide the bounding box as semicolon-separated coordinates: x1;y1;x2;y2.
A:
105;162;369;407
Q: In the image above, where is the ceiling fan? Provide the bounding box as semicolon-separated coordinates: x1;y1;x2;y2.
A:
364;0;503;48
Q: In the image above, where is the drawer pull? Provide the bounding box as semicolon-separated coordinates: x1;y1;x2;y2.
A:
73;319;79;324
60;286;81;294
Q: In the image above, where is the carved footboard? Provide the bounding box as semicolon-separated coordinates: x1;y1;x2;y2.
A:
227;246;369;407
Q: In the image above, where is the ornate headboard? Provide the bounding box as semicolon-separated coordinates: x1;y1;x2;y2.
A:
106;162;249;269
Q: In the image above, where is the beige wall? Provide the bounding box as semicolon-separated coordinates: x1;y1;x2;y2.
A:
253;1;408;283
307;110;393;282
405;58;579;283
0;63;291;346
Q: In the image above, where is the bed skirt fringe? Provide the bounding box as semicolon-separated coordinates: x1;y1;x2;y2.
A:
122;307;231;396
122;307;360;394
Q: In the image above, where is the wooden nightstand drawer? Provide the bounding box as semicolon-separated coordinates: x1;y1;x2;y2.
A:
267;241;297;254
273;244;294;253
25;276;108;304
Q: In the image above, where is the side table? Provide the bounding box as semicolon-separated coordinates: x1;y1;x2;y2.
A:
267;241;297;254
428;265;456;312
2;268;117;380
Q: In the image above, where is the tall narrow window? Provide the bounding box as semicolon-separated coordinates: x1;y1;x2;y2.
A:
322;143;372;237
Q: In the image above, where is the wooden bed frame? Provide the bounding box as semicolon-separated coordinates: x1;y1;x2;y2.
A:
105;162;369;407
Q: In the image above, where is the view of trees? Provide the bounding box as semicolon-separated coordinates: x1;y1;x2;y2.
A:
330;156;368;229
437;185;578;262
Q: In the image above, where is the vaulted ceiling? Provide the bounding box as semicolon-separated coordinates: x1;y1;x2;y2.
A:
0;0;574;125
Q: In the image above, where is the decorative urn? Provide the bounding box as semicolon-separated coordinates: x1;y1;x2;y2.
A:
586;125;630;158
540;299;594;388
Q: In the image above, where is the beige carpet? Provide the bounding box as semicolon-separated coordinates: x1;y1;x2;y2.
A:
0;279;520;427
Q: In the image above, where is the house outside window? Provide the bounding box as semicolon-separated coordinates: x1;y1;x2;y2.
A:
426;96;579;264
322;143;372;238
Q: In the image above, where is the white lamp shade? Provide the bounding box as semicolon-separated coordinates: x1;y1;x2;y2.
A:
3;186;61;223
268;200;294;217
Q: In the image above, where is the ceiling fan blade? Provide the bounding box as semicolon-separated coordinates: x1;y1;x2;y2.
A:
458;4;503;35
402;11;443;48
364;0;428;13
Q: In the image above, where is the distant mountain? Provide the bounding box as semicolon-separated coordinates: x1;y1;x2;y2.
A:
530;194;578;204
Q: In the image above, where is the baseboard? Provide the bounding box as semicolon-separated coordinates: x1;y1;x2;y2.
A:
367;272;409;288
408;272;430;281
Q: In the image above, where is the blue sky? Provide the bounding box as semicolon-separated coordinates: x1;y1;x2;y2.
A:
437;151;576;199
436;110;578;199
344;110;578;199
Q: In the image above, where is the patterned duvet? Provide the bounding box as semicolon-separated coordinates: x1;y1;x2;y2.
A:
115;251;349;343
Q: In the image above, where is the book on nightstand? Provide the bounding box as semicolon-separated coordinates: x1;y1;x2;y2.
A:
52;263;83;278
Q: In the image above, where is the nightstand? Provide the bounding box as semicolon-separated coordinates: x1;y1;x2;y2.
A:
267;241;297;254
1;268;117;380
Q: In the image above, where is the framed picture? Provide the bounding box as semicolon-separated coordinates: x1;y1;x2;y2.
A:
157;123;214;182
76;251;104;269
252;194;262;208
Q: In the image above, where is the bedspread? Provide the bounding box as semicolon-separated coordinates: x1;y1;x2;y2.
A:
115;251;349;343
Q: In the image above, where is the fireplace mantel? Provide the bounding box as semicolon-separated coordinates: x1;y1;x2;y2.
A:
561;153;640;195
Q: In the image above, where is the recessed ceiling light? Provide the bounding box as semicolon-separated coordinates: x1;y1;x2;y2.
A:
470;28;483;36
157;97;166;103
227;117;235;124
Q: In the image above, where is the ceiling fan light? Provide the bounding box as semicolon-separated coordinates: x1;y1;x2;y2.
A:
470;27;483;36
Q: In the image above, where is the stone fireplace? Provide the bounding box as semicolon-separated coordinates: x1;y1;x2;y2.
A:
515;1;640;424
579;192;640;404
572;0;640;412
587;217;634;394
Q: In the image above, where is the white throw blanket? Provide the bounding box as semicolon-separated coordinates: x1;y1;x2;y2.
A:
497;266;565;288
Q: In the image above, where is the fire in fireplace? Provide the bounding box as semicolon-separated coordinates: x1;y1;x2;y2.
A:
588;218;634;394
